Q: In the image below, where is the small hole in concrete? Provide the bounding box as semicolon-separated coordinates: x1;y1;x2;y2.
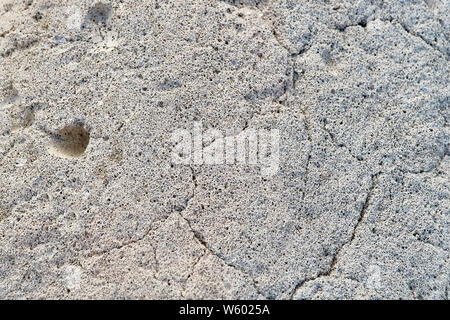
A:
48;125;90;158
87;2;112;24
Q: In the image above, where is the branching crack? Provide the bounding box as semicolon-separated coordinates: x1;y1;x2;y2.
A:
322;121;363;163
174;165;267;298
176;180;267;300
251;6;316;206
216;4;311;136
178;211;266;298
254;5;311;99
333;12;447;59
336;17;447;60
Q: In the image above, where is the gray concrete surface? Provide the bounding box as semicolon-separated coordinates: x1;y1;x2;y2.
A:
0;0;448;299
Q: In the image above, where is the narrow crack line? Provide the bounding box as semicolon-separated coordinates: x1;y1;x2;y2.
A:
181;250;207;298
413;237;448;254
218;3;310;132
177;211;267;299
291;173;381;299
1;36;39;58
254;8;318;208
395;21;447;60
174;164;267;298
296;100;313;205
348;173;380;244
334;15;447;60
86;165;199;270
219;0;293;59
321;110;447;177
271;29;291;55
322;122;361;163
254;4;310;97
445;283;449;300
149;242;160;281
302;153;311;201
85;213;175;259
301;111;312;201
368;17;446;60
189;165;198;196
253;5;316;207
173;165;197;212
86;227;152;259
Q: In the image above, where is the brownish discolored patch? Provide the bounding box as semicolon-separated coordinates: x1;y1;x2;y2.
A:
0;208;8;223
48;126;90;158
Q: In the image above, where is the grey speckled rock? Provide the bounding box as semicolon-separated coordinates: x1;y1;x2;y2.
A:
0;0;448;299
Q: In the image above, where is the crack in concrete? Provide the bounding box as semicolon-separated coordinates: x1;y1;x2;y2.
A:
252;6;316;206
1;34;39;57
174;165;266;298
396;20;448;60
322;121;363;164
290;172;381;299
85;225;153;259
336;16;447;60
423;0;447;29
149;242;160;281
178;211;267;299
83;3;447;299
180;250;207;298
173;165;197;211
301;110;313;201
84;212;175;259
322;118;448;177
445;285;448;300
414;237;448;254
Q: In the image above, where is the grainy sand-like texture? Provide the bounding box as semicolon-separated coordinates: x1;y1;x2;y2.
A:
0;0;448;299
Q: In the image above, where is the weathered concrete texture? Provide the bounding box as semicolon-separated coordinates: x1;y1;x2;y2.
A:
0;0;448;299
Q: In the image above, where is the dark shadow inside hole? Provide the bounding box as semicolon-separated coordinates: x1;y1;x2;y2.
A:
49;125;90;158
87;3;112;24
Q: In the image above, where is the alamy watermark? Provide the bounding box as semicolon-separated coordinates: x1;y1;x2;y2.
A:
171;122;280;176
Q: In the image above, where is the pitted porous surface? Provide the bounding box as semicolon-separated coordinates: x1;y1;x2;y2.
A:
0;0;448;299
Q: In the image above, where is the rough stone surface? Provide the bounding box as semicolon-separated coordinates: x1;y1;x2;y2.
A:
0;0;448;299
